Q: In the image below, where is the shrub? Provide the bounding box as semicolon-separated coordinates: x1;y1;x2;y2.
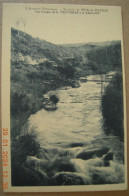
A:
11;127;45;186
58;64;76;78
11;91;30;117
11;126;41;162
101;72;124;140
57;58;76;78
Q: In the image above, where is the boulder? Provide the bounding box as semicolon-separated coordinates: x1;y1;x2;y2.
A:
76;147;109;160
44;101;58;111
80;77;87;83
71;80;80;88
52;172;85;185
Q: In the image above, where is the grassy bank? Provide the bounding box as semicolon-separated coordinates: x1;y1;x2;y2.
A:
11;28;123;185
11;29;80;185
101;72;124;141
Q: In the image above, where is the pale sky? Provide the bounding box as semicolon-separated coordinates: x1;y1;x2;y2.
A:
3;3;123;44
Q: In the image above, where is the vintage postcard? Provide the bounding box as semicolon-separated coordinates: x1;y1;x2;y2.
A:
2;3;127;192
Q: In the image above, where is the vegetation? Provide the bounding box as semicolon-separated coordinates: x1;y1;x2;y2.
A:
57;58;76;78
101;72;124;140
11;28;80;185
11;125;43;186
11;27;124;185
86;42;122;74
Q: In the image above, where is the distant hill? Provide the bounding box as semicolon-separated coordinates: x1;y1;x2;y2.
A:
11;27;122;96
59;40;120;47
11;28;69;65
11;26;123;159
11;28;122;109
11;28;123;186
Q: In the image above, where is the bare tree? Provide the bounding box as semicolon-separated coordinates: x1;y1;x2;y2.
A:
15;19;26;36
16;20;20;35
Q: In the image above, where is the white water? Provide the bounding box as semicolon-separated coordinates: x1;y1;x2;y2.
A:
28;74;125;185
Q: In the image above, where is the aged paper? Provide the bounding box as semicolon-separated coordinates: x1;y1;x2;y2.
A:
2;3;127;192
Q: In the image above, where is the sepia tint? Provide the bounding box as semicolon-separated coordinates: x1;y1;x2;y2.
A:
2;3;127;192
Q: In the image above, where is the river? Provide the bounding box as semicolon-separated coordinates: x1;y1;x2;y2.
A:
28;73;125;185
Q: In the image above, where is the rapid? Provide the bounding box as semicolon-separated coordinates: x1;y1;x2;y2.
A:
28;73;125;185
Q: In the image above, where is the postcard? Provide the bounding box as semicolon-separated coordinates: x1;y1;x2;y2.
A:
2;3;127;192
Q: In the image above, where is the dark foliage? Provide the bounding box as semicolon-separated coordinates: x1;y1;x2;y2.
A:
86;43;122;74
12;132;41;162
10;28;123;186
11;92;30;117
101;72;124;140
11;129;42;186
57;63;76;78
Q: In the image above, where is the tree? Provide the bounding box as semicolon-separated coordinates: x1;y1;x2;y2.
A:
101;72;124;140
58;58;76;78
11;91;30;117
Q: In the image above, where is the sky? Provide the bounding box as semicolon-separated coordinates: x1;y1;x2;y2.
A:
3;3;123;44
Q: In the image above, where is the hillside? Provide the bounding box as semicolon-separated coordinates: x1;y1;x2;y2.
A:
11;28;123;186
11;27;122;139
11;27;122;81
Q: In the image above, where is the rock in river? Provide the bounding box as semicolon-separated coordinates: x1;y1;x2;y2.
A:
44;101;58;111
